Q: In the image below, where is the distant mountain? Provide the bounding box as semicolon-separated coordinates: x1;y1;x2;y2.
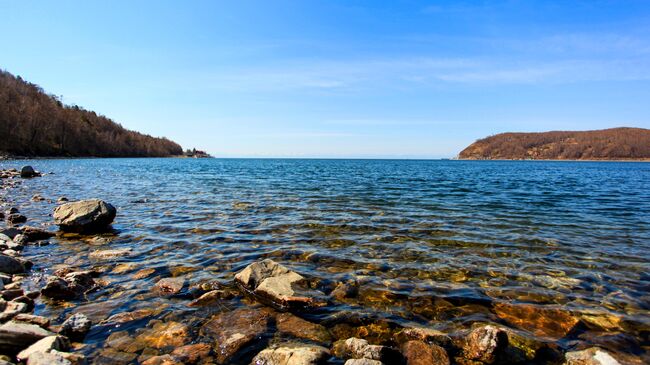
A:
458;127;650;160
0;69;182;157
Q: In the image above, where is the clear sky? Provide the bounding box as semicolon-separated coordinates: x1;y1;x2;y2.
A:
1;1;650;158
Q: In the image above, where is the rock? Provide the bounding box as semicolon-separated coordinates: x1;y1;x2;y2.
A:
59;313;91;341
132;268;156;279
53;199;116;232
134;321;190;349
0;300;28;321
103;308;156;325
234;259;326;311
153;277;185;295
25;351;72;365
0;321;54;354
332;337;403;363
462;325;508;364
13;314;51;328
252;344;330;365
170;343;212;363
20;226;55;242
89;248;132;260
20;166;37;178
57;197;69;203
0;254;25;274
276;313;331;344
200;307;273;363
17;335;70;361
6;213;27;225
50;350;85;365
493;302;579;339
344;359;384;365
94;348;138;365
41;271;96;300
331;280;360;301
500;328;562;364
140;355;182;365
31;194;45;202
401;340;450;365
564;347;622;365
394;327;452;349
188;289;237;306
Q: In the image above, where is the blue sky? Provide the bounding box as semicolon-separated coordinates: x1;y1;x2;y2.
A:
1;1;650;158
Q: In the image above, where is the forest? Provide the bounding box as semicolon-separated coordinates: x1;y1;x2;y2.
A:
0;69;182;157
458;127;650;160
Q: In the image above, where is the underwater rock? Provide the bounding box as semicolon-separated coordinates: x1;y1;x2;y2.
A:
276;312;332;344
252;343;330;365
394;327;452;349
170;343;212;364
88;248;132;260
153;277;185;295
188;289;237;306
401;340;450;365
41;271;96;300
235;259;326;311
332;337;403;363
134;321;190;349
53;199;116;232
493;302;579;339
344;360;384;365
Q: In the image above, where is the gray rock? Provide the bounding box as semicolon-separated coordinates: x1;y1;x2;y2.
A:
0;254;25;274
344;359;384;365
252;344;330;365
462;325;508;364
41;271;96;300
59;313;91;341
564;347;621;365
53;199;116;232
26;351;72;365
17;335;70;362
0;321;54;354
20;166;37;178
333;338;402;363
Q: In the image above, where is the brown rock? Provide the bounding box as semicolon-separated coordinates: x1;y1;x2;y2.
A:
140;355;183;365
252;344;330;365
332;337;403;363
105;331;141;353
94;348;138;365
170;343;212;363
402;340;450;365
564;347;622;365
394;327;452;349
153;277;185;295
277;312;331;344
134;321;190;349
462;325;508;364
17;335;70;362
0;321;54;354
494;302;579;339
200;307;272;364
41;271;96;300
13;314;51;328
103;308;155;325
188;289;237;306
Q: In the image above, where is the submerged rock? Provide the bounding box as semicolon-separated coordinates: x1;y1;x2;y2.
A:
252;343;330;365
170;343;212;364
200;307;273;364
276;312;332;344
461;325;508;364
53;199;116;232
235;259;326;311
394;327;452;349
564;347;622;365
134;321;190;349
493;302;579;339
59;313;91;341
401;340;450;365
332;337;403;364
41;271;96;300
344;360;384;365
188;289;238;306
153;277;185;296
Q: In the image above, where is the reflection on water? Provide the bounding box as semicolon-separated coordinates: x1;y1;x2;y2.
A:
2;158;649;363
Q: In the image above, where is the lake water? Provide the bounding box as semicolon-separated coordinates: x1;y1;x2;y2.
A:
2;158;649;363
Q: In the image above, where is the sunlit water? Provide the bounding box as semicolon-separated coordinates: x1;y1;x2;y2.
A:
2;158;649;362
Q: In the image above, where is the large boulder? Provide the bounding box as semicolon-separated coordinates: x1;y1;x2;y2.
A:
53;199;116;232
234;259;326;311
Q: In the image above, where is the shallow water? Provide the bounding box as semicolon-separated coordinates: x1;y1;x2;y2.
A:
2;158;650;363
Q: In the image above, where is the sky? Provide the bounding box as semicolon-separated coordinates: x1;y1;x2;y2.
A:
1;1;650;158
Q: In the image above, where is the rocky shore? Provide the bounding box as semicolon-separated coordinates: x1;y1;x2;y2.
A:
0;165;637;365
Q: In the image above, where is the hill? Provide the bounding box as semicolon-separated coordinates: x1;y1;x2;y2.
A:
0;69;182;157
458;128;650;160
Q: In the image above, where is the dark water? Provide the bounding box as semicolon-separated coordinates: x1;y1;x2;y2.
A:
2;158;650;362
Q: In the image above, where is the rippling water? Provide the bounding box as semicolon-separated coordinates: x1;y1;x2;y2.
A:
2;158;650;363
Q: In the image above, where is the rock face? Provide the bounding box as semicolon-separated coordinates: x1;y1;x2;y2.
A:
234;259;326;311
200;307;272;364
564;347;622;365
0;254;25;274
53;199;116;232
462;325;508;364
252;344;330;365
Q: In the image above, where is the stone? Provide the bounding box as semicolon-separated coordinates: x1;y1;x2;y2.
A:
235;259;326;311
188;289;237;306
103;308;155;325
141;355;182;365
344;359;384;365
493;302;579;339
57;197;69;203
332;337;402;363
331;280;359;301
20;226;55;242
89;248;132;260
6;213;27;225
59;313;91;341
94;348;138;365
134;321;190;349
276;313;332;344
25;351;72;365
401;340;450;365
200;307;272;364
105;331;141;353
31;194;45;202
153;277;185;295
252;344;330;365
564;347;622;365
0;300;28;321
132;268;156;279
394;327;452;348
462;325;508;364
53;199;116;232
0;321;54;354
50;350;85;365
20;166;37;178
41;271;96;300
17;335;70;361
170;343;212;363
13;313;51;328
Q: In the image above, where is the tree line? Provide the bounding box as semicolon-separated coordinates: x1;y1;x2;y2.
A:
0;69;183;157
459;127;650;160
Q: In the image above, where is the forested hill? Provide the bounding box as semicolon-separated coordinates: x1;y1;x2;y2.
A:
458;128;650;160
0;69;182;157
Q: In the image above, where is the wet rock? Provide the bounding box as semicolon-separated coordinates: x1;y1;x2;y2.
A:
57;197;69;203
401;340;450;365
344;360;384;365
0;300;28;321
153;277;185;295
25;351;72;365
31;194;45;202
394;327;452;349
20;166;38;178
200;307;273;364
332;337;403;363
252;343;330;365
53;199;116;232
59;313;91;341
89;248;132;260
493;302;579;339
94;348;138;365
140;355;182;365
132;268;156;279
331;280;360;301
105;331;142;353
0;321;54;354
20;226;55;242
49;350;85;365
170;343;212;364
0;254;25;274
41;271;96;300
6;214;27;225
13;314;51;328
501;328;563;364
1;288;24;300
564;347;622;365
134;321;190;349
235;259;326;311
17;335;70;362
277;312;332;344
461;325;508;364
103;308;156;325
188;289;237;306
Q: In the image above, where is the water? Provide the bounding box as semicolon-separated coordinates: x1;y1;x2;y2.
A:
2;158;650;363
